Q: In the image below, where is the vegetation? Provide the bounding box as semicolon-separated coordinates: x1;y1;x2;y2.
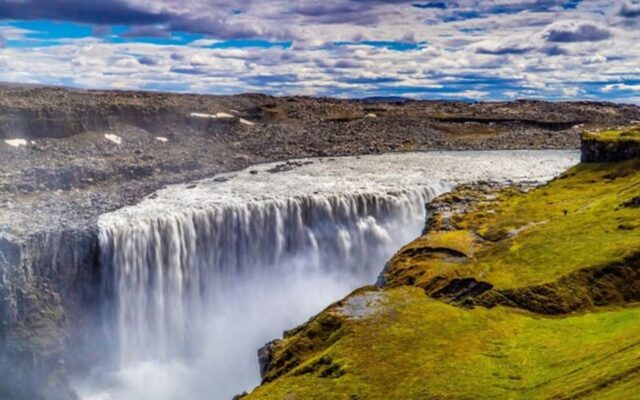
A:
250;288;640;400
386;159;640;293
583;125;640;142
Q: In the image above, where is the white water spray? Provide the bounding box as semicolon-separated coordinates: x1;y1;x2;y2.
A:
81;151;579;400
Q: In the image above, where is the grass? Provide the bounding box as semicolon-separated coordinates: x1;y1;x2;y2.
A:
248;288;640;400
583;125;640;142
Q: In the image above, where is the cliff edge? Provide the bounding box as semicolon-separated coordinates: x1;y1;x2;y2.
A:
581;125;640;162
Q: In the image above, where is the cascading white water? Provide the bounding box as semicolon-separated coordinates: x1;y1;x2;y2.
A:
99;188;440;364
80;150;579;400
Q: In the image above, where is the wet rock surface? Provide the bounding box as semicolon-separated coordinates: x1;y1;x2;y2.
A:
1;85;640;399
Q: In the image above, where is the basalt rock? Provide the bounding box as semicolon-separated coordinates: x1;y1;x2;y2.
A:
581;125;640;162
0;228;100;400
581;138;640;162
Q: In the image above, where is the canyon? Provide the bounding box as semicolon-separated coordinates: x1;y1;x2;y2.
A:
1;85;640;399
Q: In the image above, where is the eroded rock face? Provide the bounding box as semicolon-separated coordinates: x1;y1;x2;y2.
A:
581;138;640;162
0;229;99;399
581;125;640;162
258;339;279;378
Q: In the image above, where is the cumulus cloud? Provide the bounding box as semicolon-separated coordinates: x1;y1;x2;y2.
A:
0;0;170;25
411;2;447;9
540;45;568;56
619;1;640;18
475;42;533;55
561;86;581;97
545;21;612;42
137;55;158;66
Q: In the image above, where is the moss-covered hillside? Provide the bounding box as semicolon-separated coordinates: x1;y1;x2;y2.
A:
247;130;640;400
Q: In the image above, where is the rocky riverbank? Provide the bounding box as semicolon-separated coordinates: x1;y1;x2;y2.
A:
1;85;640;399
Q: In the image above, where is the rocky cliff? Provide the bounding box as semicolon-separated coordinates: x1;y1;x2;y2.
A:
2;85;640;399
249;127;640;399
581;125;640;162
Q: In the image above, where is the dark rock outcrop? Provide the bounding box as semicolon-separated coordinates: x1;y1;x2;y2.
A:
0;229;100;400
581;137;640;162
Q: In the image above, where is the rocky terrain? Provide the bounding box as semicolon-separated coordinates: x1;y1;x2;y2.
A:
1;84;640;399
249;127;640;399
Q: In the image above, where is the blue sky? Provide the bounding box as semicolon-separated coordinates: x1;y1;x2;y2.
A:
0;0;639;102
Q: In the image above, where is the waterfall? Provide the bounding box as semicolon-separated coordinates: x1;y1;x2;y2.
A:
85;150;579;400
99;187;445;365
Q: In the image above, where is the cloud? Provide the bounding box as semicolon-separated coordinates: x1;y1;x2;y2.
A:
120;26;171;39
540;45;568;56
137;55;158;66
545;21;612;42
619;1;640;18
166;17;265;40
411;2;447;9
0;0;170;25
561;86;581;97
0;33;5;48
602;83;640;93
475;44;533;55
0;0;638;103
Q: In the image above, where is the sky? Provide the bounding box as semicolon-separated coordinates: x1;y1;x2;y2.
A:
0;1;639;102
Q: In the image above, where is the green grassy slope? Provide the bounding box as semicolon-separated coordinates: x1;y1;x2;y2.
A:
250;288;640;400
385;159;640;314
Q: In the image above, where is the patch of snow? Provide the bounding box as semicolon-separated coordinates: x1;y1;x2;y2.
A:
104;134;122;145
190;112;235;119
190;112;212;118
155;137;169;143
30;140;36;145
4;139;28;147
216;112;234;118
239;118;255;126
366;113;377;118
